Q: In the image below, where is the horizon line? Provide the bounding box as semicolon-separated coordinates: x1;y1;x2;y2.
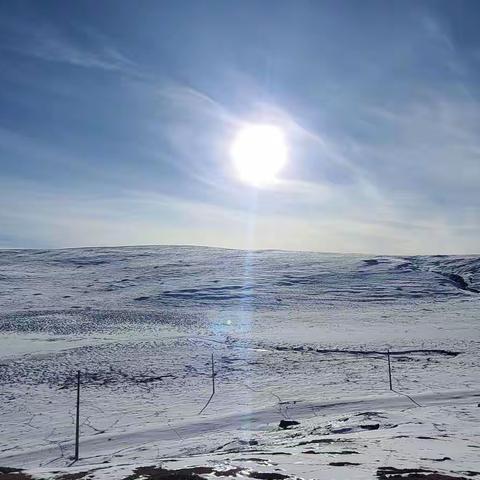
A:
0;242;478;258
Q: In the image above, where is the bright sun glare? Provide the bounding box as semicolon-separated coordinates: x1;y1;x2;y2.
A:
231;124;288;186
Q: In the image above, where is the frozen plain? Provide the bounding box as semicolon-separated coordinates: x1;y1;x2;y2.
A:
0;246;479;479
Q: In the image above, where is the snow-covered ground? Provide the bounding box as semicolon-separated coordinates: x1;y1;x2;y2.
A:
0;246;479;479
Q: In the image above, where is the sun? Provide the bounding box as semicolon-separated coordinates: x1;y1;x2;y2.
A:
230;124;288;186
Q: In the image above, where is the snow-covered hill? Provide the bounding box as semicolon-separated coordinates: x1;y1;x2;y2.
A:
0;247;479;479
0;247;479;313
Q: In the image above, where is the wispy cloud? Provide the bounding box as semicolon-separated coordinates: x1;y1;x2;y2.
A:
0;13;134;73
359;95;480;199
148;83;382;202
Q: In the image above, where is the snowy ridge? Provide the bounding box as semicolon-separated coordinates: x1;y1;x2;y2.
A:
0;247;479;313
413;256;480;293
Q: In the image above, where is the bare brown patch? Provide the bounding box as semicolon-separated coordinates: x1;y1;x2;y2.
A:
303;450;359;455
0;473;34;480
377;466;468;480
121;465;289;480
247;472;288;480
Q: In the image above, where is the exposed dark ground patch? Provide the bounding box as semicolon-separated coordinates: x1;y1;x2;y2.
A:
303;449;359;455
296;438;350;446
123;466;217;480
0;466;91;480
56;472;90;480
0;467;33;480
121;466;289;480
0;474;34;480
270;345;460;357
0;468;24;474
248;472;288;480
377;466;468;480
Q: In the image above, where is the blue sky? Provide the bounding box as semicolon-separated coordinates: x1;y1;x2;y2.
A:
0;0;479;253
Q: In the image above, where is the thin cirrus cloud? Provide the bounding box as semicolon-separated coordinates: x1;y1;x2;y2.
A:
0;12;134;73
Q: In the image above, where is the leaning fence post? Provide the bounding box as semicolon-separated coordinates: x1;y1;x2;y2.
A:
387;349;393;391
199;353;216;414
211;353;215;395
74;370;80;461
